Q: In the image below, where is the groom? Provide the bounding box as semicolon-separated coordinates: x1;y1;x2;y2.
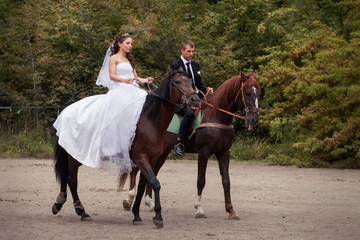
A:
170;40;214;157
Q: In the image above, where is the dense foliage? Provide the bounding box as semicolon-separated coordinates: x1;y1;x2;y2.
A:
258;22;360;167
1;0;359;167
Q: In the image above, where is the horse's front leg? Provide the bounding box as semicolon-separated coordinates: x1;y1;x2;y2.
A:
216;150;239;220
144;148;170;212
132;173;146;224
149;172;163;228
133;160;163;228
194;151;209;218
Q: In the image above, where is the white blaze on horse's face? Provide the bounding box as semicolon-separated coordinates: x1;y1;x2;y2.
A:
253;87;258;109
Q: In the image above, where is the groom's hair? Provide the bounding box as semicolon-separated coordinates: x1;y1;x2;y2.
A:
182;40;195;50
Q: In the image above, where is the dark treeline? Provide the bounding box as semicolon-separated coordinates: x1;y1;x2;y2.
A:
1;0;359;167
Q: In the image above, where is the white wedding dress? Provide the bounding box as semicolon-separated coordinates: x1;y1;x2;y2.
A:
53;62;147;175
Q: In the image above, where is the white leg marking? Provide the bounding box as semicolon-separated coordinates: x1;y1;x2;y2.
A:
194;195;206;218
128;188;136;202
123;187;136;210
144;194;155;212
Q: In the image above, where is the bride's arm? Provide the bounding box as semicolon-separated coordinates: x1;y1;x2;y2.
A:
134;69;154;84
109;57;133;84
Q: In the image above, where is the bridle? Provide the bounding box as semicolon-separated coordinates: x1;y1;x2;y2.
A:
234;82;246;108
234;82;259;114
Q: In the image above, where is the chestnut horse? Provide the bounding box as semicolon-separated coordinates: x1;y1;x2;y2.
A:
51;70;200;228
122;72;260;219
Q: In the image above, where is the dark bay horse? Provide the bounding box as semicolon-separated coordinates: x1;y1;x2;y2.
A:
122;72;260;219
52;70;201;228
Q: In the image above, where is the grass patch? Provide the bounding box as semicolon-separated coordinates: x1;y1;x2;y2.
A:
230;137;271;162
0;125;54;158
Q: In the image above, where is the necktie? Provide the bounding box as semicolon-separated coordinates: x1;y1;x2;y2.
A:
186;62;196;90
186;62;192;78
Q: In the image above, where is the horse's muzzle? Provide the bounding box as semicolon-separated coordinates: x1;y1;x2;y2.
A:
186;94;201;108
245;108;259;131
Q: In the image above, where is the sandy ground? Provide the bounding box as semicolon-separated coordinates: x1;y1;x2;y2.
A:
0;158;359;240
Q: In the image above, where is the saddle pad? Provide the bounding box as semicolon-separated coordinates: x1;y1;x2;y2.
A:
167;109;201;134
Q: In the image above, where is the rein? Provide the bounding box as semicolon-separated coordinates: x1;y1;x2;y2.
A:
199;84;245;120
200;100;245;120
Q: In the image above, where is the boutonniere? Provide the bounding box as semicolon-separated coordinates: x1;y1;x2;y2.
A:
197;71;201;75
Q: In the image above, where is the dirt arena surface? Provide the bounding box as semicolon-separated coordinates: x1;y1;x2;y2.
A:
0;158;359;240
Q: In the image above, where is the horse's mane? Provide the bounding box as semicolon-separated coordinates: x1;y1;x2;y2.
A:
143;70;187;120
207;75;243;109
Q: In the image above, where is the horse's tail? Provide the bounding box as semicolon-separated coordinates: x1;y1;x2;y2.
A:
117;172;128;192
54;141;68;183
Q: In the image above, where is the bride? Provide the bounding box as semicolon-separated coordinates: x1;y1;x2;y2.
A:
53;32;154;175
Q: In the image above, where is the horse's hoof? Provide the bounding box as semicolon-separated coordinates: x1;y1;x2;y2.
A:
80;213;92;221
133;220;143;225
81;216;92;221
195;212;206;218
52;203;60;215
228;215;240;220
153;219;164;228
133;215;143;225
123;199;131;211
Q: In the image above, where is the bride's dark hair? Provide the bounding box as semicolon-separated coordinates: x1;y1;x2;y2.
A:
110;32;135;69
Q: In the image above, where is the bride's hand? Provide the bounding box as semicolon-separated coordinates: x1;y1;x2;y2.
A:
147;77;154;83
126;78;133;84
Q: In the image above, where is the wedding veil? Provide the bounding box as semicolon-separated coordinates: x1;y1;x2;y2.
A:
96;45;113;89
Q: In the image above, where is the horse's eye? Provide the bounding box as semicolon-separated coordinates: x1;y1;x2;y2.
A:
175;80;181;84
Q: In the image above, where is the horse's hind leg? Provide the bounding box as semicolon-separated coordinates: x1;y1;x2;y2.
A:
52;176;67;214
216;150;239;220
67;156;92;221
144;184;154;211
123;168;139;211
52;143;68;215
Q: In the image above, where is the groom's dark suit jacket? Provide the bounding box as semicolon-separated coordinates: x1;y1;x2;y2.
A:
170;58;207;99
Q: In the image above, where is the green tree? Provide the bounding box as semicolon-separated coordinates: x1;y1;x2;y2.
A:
258;22;360;167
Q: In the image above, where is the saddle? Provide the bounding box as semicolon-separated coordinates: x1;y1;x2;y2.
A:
167;108;201;135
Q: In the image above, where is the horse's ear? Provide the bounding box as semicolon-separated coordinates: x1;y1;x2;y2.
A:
167;67;173;75
240;70;247;81
178;66;185;73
